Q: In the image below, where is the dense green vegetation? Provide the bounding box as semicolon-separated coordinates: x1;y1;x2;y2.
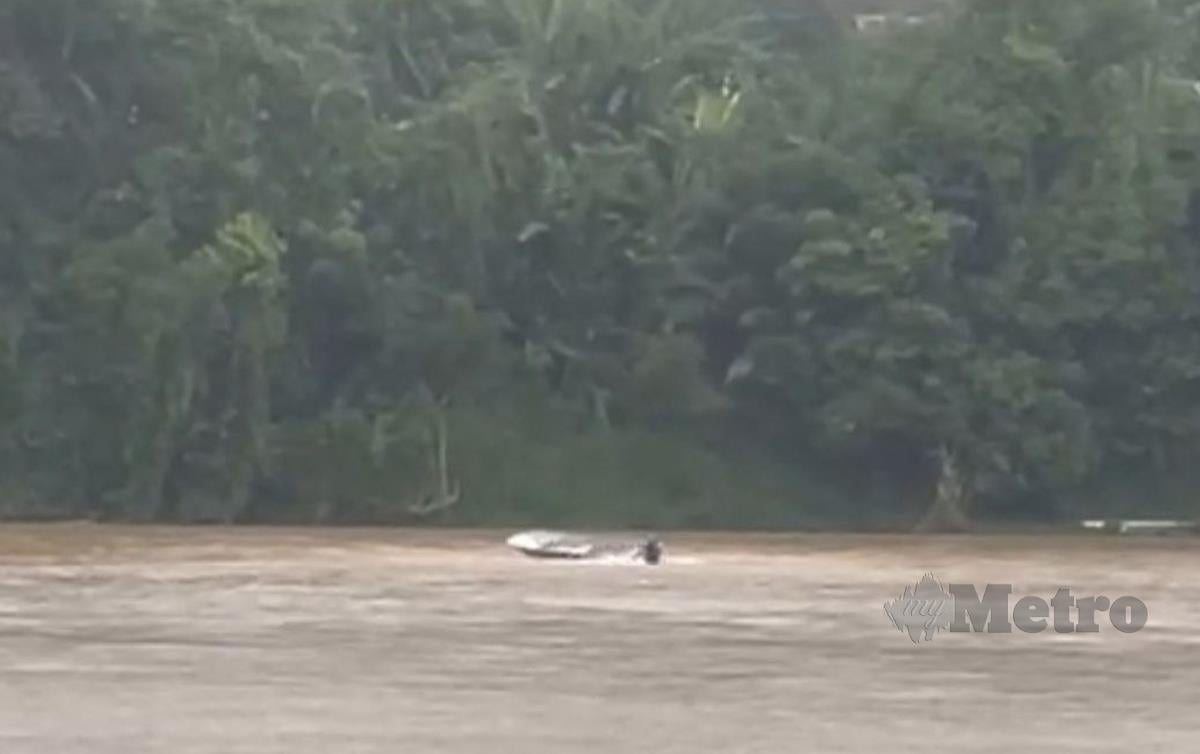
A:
2;0;1200;528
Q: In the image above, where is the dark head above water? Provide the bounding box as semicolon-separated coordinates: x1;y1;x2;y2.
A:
642;537;663;565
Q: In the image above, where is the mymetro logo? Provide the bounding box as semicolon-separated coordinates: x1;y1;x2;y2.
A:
885;574;1149;644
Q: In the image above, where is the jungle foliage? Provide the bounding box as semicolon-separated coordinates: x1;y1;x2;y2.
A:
2;0;1200;527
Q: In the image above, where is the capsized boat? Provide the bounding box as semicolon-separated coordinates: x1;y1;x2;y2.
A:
505;530;663;564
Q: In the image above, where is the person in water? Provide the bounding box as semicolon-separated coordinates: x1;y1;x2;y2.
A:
641;537;663;565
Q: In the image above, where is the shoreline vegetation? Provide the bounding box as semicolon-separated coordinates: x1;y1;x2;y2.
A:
0;521;1196;548
3;1;1200;531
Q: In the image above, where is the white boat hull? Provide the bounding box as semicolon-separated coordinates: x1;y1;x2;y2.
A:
505;530;663;564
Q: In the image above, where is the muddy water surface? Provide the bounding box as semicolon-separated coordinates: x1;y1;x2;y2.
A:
0;524;1196;753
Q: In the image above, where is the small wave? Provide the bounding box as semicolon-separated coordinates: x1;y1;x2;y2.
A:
549;554;649;567
542;553;702;567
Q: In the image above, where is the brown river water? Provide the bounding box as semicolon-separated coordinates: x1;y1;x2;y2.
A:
0;524;1196;753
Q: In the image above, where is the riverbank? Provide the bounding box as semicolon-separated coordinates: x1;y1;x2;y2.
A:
4;409;1200;531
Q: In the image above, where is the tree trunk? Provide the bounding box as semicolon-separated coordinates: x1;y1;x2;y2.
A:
916;444;972;533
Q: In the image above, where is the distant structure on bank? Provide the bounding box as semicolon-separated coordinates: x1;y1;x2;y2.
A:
750;0;948;38
842;0;951;33
851;12;930;33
